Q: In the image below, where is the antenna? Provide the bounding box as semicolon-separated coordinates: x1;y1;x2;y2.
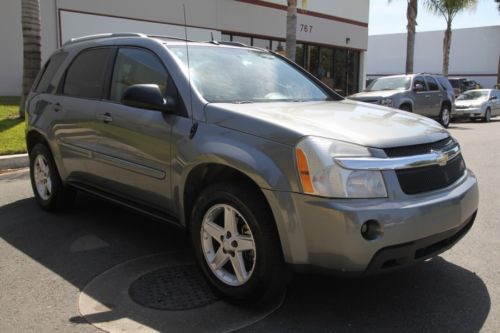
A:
183;4;195;132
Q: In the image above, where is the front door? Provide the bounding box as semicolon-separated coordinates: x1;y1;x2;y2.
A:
89;47;175;212
412;76;432;116
424;76;443;117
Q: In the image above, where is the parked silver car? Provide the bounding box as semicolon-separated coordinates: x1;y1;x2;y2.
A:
26;33;478;303
349;74;455;128
453;89;500;122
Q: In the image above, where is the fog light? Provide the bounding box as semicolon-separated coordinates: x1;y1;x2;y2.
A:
361;220;383;240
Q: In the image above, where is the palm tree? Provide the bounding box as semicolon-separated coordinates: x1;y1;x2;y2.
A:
286;0;297;61
424;0;477;76
19;0;42;119
389;0;418;74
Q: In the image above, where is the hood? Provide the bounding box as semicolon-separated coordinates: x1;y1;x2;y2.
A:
455;99;486;107
349;90;403;100
205;99;448;148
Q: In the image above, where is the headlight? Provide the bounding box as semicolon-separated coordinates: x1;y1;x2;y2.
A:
296;137;387;198
380;98;393;107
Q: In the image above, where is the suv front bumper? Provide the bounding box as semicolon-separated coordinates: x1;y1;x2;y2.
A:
263;169;478;274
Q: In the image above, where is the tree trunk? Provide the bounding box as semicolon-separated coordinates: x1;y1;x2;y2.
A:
405;0;417;74
286;0;297;62
19;0;41;119
442;20;452;77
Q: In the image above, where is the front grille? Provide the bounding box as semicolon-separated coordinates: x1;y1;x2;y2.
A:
384;137;454;157
396;154;466;194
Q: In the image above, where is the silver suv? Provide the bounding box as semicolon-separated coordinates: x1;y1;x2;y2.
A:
26;33;478;303
349;74;455;128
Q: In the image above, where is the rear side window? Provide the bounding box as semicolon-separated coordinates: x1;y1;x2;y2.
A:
35;52;67;93
110;48;168;102
425;77;439;91
63;48;113;99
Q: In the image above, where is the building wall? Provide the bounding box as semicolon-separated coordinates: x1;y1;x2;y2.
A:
0;0;369;96
367;26;500;88
0;0;23;96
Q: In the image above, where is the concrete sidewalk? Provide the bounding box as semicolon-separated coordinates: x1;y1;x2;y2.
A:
0;154;28;170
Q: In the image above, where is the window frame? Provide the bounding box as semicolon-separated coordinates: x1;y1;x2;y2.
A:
105;45;188;117
413;76;428;91
106;46;169;102
425;76;440;91
60;46;115;100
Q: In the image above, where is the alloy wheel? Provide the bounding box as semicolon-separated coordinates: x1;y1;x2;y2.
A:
33;154;52;200
201;204;256;286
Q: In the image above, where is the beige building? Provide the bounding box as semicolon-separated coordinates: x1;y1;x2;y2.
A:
0;0;370;96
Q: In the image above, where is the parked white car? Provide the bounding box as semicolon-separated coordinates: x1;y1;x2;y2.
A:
453;89;500;122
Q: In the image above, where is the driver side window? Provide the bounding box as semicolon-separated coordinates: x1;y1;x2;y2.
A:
413;76;427;91
110;47;168;102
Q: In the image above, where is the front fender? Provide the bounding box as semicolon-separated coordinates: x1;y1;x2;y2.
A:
170;120;299;223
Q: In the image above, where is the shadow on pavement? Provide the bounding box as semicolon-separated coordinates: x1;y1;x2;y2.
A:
243;256;490;332
0;193;491;332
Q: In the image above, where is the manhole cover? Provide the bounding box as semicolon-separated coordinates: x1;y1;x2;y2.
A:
129;264;218;310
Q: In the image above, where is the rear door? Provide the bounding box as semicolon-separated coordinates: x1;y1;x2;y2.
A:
424;76;442;117
90;47;176;211
52;47;114;181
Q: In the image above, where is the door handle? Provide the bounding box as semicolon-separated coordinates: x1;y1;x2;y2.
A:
53;103;62;112
425;95;431;98
99;113;113;123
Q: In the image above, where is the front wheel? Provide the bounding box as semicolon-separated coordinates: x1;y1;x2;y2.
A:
190;182;287;304
29;143;75;211
439;105;451;128
482;108;491;123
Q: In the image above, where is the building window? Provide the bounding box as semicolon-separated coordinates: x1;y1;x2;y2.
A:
219;32;362;94
252;38;271;50
232;35;251;46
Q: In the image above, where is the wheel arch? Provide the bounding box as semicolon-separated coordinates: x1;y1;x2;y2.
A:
26;129;49;154
182;163;274;229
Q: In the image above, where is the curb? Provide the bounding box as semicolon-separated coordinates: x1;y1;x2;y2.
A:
0;153;29;170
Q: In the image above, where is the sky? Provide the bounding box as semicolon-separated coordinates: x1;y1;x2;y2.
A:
369;0;500;35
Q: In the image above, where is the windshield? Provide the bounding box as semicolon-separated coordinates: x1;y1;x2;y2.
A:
457;91;489;101
366;76;411;92
168;46;332;103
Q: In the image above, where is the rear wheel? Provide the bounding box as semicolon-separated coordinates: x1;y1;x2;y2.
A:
190;182;287;304
482;108;491;123
439;105;451;128
29;143;76;211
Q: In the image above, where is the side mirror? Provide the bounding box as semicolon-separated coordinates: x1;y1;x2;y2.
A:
414;83;425;92
490;96;498;101
121;84;177;112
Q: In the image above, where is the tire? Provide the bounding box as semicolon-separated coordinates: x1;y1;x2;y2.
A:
29;143;76;212
439;105;451;128
399;104;412;112
190;182;287;304
482;108;491;123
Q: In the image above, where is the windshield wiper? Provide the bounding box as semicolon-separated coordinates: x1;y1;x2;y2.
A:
233;100;253;104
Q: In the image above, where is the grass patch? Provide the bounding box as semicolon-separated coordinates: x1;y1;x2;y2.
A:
0;97;26;155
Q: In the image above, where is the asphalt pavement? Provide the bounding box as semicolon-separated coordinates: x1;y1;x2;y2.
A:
0;119;499;332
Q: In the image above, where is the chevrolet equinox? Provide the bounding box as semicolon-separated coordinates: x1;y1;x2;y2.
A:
25;33;479;303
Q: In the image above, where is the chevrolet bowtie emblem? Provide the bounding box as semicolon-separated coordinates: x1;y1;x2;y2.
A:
432;150;449;167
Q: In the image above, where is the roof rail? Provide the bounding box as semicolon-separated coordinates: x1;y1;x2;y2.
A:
63;32;146;46
147;34;194;42
217;41;248;47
